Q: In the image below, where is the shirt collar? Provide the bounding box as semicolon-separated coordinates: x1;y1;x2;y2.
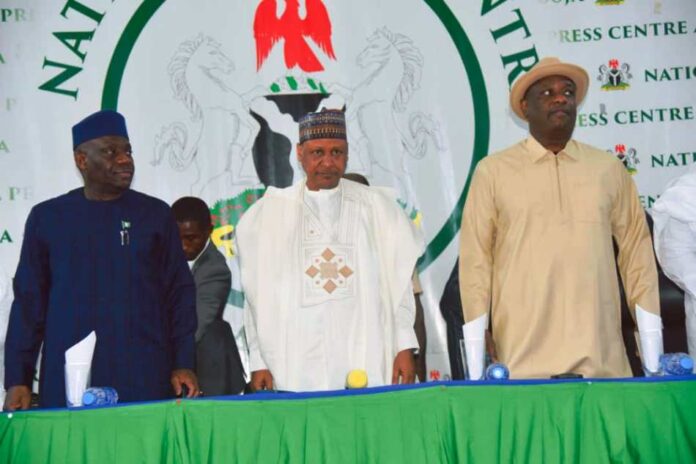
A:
303;181;342;198
188;239;210;270
525;136;579;163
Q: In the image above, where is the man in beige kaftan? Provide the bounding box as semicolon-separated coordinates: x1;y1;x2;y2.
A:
459;58;661;378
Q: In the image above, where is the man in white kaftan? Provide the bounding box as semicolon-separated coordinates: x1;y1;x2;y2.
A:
652;166;696;359
236;109;423;392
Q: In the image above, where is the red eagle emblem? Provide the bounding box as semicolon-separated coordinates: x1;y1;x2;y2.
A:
253;0;336;72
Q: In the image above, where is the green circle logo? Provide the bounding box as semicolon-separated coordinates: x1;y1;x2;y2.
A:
101;0;490;272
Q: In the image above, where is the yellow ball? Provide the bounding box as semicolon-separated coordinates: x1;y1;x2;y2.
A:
346;369;368;389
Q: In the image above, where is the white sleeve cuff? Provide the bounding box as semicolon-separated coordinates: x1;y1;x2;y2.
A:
396;327;419;354
248;348;268;372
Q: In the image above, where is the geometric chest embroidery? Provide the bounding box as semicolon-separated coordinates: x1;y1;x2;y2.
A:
305;247;354;294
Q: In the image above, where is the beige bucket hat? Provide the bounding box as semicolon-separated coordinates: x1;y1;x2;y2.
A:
509;57;589;121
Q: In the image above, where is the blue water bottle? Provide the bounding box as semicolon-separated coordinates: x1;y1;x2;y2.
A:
659;353;694;376
485;363;510;380
82;387;119;407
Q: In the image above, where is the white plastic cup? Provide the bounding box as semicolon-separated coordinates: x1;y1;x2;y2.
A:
65;362;91;407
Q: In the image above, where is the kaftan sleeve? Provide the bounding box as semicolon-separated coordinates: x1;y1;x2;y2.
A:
611;162;660;317
243;298;268;372
394;281;418;353
4;208;49;388
234;226;268;373
458;161;497;323
654;216;696;299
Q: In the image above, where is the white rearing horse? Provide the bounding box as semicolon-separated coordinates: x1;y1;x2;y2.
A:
330;27;445;181
152;34;262;193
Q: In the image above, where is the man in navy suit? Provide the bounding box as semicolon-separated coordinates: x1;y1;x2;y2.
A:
4;110;199;410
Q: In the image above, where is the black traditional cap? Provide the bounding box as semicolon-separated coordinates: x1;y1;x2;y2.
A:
72;110;129;149
298;108;347;144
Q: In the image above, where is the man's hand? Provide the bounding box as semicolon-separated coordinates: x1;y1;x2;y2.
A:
485;330;499;363
392;349;416;385
171;369;200;398
250;369;274;392
3;385;31;411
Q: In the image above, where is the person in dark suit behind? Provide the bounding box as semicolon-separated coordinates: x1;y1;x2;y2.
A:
172;197;245;395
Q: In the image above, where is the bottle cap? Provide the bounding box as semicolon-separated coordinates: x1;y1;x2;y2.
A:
486;363;509;380
346;370;368;389
680;356;694;371
82;391;96;406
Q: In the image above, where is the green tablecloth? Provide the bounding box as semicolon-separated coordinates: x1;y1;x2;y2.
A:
1;379;695;463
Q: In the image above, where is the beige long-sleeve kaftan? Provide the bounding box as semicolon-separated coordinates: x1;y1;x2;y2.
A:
459;137;660;378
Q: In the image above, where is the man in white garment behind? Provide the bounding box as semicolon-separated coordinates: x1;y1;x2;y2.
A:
236;109;424;392
652;166;696;359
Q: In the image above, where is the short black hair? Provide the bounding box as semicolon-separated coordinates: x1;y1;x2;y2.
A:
171;196;211;228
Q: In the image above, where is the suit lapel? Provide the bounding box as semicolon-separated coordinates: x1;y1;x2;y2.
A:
191;241;213;275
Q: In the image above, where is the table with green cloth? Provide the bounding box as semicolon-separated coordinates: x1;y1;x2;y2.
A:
1;378;694;463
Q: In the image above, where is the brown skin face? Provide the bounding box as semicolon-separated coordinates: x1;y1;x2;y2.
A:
74;135;134;200
521;75;577;153
297;138;348;191
177;220;212;261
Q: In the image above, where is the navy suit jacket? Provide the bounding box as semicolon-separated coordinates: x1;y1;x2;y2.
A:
4;188;197;407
